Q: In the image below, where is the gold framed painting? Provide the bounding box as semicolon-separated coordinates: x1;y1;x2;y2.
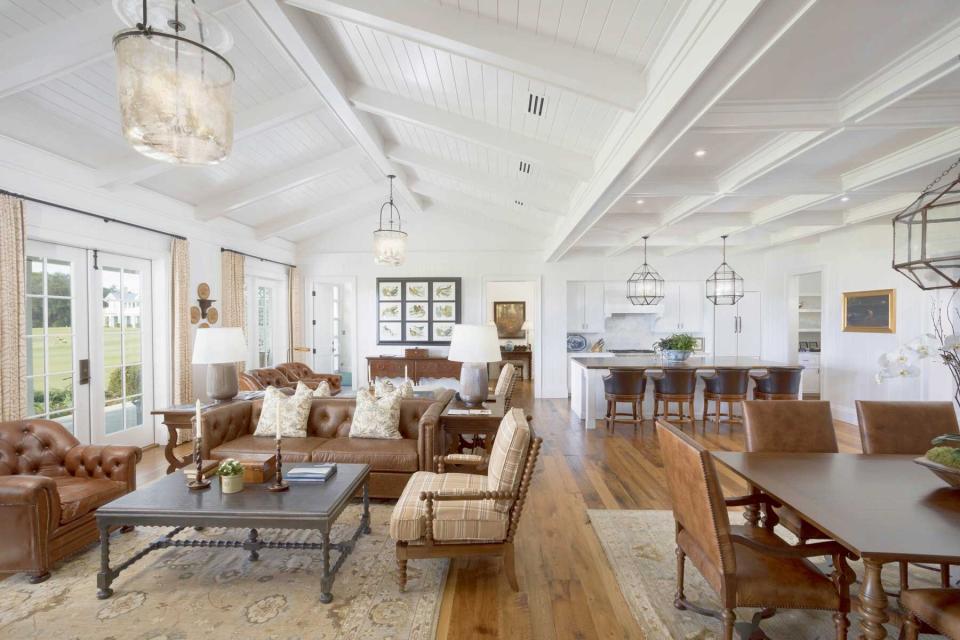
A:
842;289;896;333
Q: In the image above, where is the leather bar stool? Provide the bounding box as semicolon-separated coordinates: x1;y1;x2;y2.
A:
602;368;647;434
650;368;697;426
699;368;749;429
750;366;803;400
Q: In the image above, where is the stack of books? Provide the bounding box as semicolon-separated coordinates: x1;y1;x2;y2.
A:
286;464;338;483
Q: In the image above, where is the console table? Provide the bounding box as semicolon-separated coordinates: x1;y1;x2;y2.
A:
500;348;532;379
367;356;461;383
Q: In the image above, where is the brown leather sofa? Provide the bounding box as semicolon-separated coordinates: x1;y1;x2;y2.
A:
200;390;455;498
277;362;342;394
0;419;141;582
239;367;341;395
238;371;294;394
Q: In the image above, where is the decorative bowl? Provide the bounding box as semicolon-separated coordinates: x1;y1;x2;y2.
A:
914;456;960;488
663;349;692;362
567;334;587;352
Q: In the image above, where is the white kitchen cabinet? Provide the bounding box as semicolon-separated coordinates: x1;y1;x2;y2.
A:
567;282;605;333
656;281;704;333
713;292;762;358
798;352;821;395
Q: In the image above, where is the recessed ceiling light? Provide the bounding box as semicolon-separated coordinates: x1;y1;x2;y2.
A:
635;199;645;205
840;196;850;202
694;149;707;157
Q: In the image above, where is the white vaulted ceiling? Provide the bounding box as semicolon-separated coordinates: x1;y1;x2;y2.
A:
0;0;958;258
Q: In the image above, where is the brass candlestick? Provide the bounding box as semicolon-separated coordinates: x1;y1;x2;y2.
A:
187;436;211;490
267;438;289;492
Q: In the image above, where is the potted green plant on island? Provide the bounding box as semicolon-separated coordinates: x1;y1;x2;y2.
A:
654;333;697;362
217;459;244;494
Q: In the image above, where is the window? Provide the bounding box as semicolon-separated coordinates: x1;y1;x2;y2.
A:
256;285;273;367
101;266;144;435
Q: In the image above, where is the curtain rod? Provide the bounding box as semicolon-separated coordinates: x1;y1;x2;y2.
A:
221;247;295;269
2;188;187;241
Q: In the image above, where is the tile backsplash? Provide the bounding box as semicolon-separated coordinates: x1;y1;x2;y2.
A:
602;314;661;350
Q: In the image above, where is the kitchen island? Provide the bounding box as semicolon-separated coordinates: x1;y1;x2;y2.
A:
569;355;798;429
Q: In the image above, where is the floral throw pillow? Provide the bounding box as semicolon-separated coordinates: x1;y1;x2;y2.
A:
399;380;414;398
253;386;311;438
349;388;403;439
312;380;332;397
374;378;396;398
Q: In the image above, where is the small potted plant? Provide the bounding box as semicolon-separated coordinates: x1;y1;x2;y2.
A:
916;434;960;488
654;333;697;362
217;459;245;494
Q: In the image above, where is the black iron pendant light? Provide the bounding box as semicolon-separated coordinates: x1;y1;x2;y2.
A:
706;235;744;305
627;236;664;305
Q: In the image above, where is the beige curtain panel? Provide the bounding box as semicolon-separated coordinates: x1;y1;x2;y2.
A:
0;194;27;420
288;266;304;362
220;250;246;370
171;239;192;405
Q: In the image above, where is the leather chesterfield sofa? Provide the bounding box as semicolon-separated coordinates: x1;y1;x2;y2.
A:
276;362;342;394
200;390;455;498
0;419;141;582
239;366;341;395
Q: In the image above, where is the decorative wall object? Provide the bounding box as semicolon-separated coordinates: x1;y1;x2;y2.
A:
842;289;896;333
190;282;218;325
493;301;526;338
376;277;461;345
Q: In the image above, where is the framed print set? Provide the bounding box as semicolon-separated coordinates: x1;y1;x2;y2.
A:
377;278;461;345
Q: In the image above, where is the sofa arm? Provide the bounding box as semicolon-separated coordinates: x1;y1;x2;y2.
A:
200;402;254;458
0;475;60;572
304;374;342;391
65;445;141;491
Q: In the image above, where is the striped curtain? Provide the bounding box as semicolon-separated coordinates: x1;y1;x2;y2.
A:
220;250;246;369
0;194;26;420
288;266;304;362
171;239;192;404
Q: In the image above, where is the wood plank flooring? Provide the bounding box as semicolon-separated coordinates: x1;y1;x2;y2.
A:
135;384;864;640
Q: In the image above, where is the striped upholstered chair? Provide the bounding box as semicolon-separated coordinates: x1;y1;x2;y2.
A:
390;408;541;592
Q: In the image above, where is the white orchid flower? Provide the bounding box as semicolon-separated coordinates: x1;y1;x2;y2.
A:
944;334;960;351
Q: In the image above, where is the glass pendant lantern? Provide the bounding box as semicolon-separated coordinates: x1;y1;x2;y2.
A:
112;0;235;165
627;236;665;305
373;175;407;266
893;156;960;290
706;235;744;305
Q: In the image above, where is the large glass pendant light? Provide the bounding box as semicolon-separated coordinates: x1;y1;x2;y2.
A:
627;235;664;305
893;156;960;290
373;175;407;266
112;0;235;165
705;235;744;305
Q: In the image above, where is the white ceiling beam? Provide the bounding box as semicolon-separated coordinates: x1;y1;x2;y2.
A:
285;0;645;110
195;146;364;220
750;193;836;225
843;193;916;225
248;0;424;216
349;84;594;180
95;85;325;188
840;128;960;192
254;183;384;239
386;144;568;213
409;181;552;231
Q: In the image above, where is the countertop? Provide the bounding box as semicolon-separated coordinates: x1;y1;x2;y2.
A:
569;355;791;370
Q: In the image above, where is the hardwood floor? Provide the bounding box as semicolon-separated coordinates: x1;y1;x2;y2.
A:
136;384;864;640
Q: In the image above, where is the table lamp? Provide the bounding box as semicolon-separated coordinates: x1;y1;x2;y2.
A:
192;327;247;401
448;324;502;407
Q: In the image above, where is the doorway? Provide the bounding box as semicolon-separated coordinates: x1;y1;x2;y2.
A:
790;271;822;399
309;277;356;389
26;240;154;447
483;277;541;397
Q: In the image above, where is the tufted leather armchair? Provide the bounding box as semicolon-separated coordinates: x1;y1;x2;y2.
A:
0;419;140;583
276;362;342;394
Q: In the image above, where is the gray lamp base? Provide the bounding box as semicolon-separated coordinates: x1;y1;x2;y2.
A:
459;362;489;407
207;363;239;401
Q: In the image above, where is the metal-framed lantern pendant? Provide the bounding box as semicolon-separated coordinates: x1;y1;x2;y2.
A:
892;156;960;290
627;236;665;305
706;235;744;306
373;175;407;266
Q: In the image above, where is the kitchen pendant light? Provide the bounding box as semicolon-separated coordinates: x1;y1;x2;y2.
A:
706;235;744;305
893;155;960;290
373;175;407;266
112;0;235;165
627;236;664;305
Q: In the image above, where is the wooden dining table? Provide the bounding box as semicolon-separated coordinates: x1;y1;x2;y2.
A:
712;452;960;640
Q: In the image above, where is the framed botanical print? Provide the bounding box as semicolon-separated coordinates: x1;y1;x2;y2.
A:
842;289;896;333
493;301;526;338
376;277;462;345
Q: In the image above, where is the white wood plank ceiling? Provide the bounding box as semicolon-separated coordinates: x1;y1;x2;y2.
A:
0;0;958;257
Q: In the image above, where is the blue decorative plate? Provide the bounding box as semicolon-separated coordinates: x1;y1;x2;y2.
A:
567;334;588;352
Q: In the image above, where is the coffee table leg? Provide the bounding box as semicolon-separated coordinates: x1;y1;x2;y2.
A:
96;523;114;599
246;529;260;561
362;480;371;535
320;528;333;604
859;557;889;639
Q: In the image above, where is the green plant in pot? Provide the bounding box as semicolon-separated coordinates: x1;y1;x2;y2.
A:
654;333;697;362
917;434;960;488
217;459;244;494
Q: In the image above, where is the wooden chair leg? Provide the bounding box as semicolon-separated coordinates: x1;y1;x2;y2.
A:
504;543;519;591
702;396;708;426
714;398;721;430
941;563;951;588
902;613;921;640
833;612;849;640
674;547;686;609
396;542;408;592
722;609;736;640
899;561;909;591
631;401;639;434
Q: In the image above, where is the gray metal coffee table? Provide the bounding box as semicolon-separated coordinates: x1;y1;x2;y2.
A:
95;463;370;604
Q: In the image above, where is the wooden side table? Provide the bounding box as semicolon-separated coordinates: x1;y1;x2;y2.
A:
439;395;506;457
152;399;248;474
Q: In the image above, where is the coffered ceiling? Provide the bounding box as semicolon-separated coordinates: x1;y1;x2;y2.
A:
0;0;958;259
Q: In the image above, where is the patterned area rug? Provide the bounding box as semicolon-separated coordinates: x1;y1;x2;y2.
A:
0;503;446;640
589;509;946;639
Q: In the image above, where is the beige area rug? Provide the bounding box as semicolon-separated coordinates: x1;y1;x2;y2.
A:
590;509;946;639
0;504;446;640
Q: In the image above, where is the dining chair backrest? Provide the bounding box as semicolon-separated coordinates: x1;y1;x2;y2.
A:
653;369;698;395
602;369;647;396
704;368;750;395
656;420;735;575
856;401;959;454
754;366;803;395
743;400;838;453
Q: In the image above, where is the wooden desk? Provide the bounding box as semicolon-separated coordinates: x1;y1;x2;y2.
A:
500;349;532;379
713;452;960;639
440;395;506;455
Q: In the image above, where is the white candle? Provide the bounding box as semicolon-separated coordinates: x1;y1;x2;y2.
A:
195;399;202;440
404;365;409;381
368;364;373;384
275;401;282;441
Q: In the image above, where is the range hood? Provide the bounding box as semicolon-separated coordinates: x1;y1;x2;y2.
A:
604;300;663;316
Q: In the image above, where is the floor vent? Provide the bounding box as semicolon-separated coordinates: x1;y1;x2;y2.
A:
527;93;545;116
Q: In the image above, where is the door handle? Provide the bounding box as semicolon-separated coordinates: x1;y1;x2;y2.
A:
78;359;90;385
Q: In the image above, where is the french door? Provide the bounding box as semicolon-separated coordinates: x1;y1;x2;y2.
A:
311;283;340;374
25;241;154;447
247;276;283;368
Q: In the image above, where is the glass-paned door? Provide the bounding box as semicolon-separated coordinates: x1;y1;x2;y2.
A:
247;276;282;368
256;284;274;367
330;284;341;372
89;253;154;447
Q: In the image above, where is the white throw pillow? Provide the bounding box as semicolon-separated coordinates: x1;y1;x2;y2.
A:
349;388;403;439
399;379;414;398
312;380;332;397
253;386;311;438
374;378;396;398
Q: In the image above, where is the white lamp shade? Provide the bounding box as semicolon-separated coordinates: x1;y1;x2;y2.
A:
192;327;247;364
521;320;532;330
448;324;502;363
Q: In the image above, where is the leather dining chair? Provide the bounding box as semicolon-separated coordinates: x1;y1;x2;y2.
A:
656;420;852;639
750;366;804;400
650;369;697;427
901;588;960;639
602;369;647;434
699;368;749;429
742;400;837;542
